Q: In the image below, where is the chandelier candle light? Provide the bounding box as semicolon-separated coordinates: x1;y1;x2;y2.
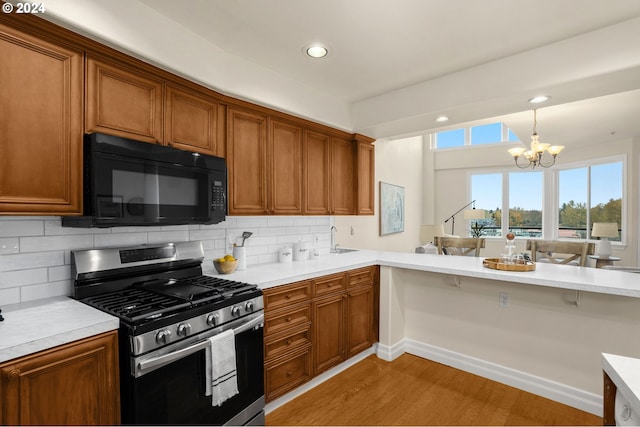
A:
508;109;564;169
591;222;619;258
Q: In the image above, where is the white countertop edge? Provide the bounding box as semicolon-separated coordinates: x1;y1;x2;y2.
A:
212;250;640;298
0;297;119;364
602;353;640;415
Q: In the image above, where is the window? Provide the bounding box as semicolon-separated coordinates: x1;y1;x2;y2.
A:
434;122;516;149
470;173;502;237
471;171;542;238
469;158;624;242
558;161;623;241
435;129;464;148
471;123;502;145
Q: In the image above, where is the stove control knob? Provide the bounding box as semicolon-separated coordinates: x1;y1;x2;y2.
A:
231;306;241;317
156;329;171;345
245;301;255;312
206;313;219;326
177;323;192;337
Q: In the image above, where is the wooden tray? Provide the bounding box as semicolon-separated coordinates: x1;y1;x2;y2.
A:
483;258;536;272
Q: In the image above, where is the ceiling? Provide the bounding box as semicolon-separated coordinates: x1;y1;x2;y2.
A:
135;0;640;146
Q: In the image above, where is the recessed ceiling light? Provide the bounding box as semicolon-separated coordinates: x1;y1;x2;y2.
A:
435;116;449;123
305;45;328;58
528;95;550;104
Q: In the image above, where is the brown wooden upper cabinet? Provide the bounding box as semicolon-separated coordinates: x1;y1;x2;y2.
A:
356;137;375;215
269;118;303;214
330;136;356;215
86;55;225;157
227;107;269;215
227;107;304;215
85;55;164;144
164;84;226;157
303;130;331;215
0;22;83;215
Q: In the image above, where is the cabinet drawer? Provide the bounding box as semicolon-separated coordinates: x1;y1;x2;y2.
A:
264;281;312;310
264;323;311;360
264;303;311;336
313;273;346;298
265;345;312;402
348;266;374;287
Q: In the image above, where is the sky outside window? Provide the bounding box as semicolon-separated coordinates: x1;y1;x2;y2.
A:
436;128;464;148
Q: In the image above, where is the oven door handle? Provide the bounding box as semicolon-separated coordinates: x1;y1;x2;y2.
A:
136;314;264;377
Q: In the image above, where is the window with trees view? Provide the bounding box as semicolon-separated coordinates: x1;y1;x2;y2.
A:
470;172;542;238
469;158;624;242
558;161;623;240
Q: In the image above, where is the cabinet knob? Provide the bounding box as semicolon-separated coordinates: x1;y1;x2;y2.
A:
286;371;293;377
285;294;291;299
286;317;292;322
286;339;292;345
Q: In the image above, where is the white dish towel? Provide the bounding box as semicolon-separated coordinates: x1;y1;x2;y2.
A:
204;329;239;406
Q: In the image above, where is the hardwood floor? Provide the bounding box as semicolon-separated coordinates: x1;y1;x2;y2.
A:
266;353;603;426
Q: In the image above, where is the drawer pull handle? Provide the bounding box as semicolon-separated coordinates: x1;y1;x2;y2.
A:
286;317;292;322
286;339;292;345
285;294;291;299
287;371;293;377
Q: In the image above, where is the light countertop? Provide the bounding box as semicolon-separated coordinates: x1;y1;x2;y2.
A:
2;249;639;364
0;296;119;364
212;249;640;298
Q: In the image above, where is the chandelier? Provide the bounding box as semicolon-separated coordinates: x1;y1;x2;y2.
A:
507;109;564;169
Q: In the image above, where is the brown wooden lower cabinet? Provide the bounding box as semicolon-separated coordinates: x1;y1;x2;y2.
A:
0;330;120;426
263;266;379;402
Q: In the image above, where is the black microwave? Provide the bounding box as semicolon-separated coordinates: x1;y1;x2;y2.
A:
63;133;227;228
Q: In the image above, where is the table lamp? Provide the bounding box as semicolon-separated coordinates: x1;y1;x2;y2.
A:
591;222;618;258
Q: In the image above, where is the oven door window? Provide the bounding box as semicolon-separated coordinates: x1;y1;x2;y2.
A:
124;326;264;425
93;154;211;222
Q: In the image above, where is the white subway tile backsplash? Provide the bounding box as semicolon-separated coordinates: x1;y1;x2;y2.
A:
0;220;43;237
0;268;48;288
0;287;20;305
48;265;72;282
0;238;19;254
147;231;190;244
0;215;332;304
20;280;72;302
1;251;64;272
19;235;95;253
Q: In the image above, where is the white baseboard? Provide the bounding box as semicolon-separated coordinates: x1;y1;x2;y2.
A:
402;338;602;416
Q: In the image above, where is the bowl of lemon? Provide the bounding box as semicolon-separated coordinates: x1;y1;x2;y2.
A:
213;254;238;274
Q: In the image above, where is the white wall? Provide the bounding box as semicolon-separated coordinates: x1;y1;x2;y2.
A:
0;216;332;305
335;136;424;253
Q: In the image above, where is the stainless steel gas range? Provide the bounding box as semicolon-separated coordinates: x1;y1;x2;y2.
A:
71;241;264;425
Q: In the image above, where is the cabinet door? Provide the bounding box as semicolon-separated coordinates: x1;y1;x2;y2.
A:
269;119;303;214
356;140;375;215
227;107;268;214
0;24;82;215
330;137;355;215
265;345;312;402
303;130;330;215
313;293;346;375
86;55;163;143
165;84;225;157
346;284;374;358
0;331;120;425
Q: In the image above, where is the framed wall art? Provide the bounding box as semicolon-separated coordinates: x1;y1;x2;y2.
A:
379;181;405;236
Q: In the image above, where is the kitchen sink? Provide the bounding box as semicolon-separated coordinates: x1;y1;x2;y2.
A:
332;248;359;254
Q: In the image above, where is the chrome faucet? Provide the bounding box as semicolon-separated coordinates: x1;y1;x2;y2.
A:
330;226;338;253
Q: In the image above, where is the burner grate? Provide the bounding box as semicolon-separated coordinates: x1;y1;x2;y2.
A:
83;288;192;323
